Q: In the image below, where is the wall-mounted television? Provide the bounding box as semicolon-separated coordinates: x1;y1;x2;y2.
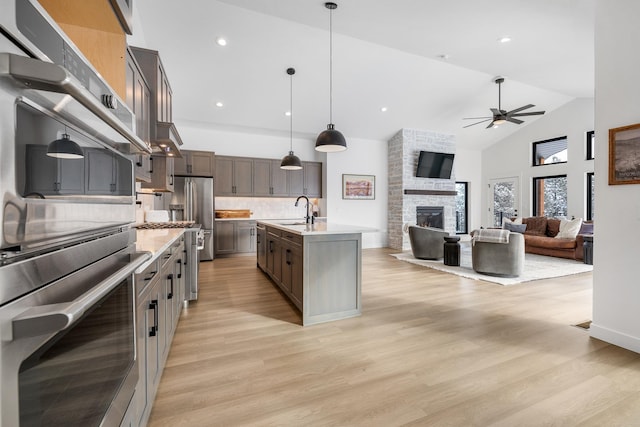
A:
416;150;454;179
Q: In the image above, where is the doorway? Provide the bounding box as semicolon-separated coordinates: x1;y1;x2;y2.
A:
488;176;520;227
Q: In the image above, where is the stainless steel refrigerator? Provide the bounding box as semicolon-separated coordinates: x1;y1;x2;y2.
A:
166;176;215;261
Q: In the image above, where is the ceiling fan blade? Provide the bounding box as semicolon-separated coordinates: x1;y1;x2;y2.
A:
463;116;492;120
463;118;492;128
506;104;534;115
506;117;524;125
486;121;497;129
490;108;502;115
510;110;545;117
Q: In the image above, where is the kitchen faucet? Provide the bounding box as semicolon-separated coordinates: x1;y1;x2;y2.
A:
295;195;314;224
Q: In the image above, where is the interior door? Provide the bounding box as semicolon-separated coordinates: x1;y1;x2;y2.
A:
488;177;520;227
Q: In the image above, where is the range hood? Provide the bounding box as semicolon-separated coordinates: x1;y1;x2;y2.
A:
152;121;183;158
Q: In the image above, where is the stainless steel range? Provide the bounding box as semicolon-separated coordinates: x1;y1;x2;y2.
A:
0;1;152;426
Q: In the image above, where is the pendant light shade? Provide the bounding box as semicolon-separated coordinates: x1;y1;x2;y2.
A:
315;2;347;152
47;133;84;159
281;67;302;170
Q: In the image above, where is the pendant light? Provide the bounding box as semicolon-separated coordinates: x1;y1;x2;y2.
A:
315;2;347;152
281;67;303;170
47;129;84;159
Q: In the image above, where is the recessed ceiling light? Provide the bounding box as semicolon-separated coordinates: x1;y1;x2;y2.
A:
380;107;388;112
216;37;227;46
215;102;224;108
285;111;291;116
498;36;512;43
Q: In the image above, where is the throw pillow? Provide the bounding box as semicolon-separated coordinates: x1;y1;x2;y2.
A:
555;218;583;239
579;221;594;235
502;217;523;225
546;218;561;237
503;222;527;233
523;217;548;236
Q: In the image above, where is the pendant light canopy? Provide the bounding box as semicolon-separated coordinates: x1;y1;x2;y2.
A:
47;132;84;159
281;67;303;170
315;2;347;153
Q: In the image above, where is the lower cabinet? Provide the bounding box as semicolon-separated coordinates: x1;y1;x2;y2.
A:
256;224;267;270
215;220;257;256
261;227;302;310
133;236;184;427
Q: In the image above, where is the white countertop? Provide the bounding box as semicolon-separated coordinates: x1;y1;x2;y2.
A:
257;220;376;236
135;228;184;272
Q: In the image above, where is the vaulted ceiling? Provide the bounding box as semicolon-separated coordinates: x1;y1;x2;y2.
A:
135;0;594;150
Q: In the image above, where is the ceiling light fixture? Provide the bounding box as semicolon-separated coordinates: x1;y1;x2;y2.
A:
315;2;347;153
47;129;83;159
215;102;224;108
216;37;227;46
281;67;302;170
498;36;512;43
380;107;388;112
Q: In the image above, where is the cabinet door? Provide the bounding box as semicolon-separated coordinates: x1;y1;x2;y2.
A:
270;159;289;196
266;233;282;281
288;168;304;196
252;159;271;196
233;158;254;196
303;162;322;197
85;148;116;194
215;157;234;196
257;226;267;270
215;221;236;254
280;245;293;293
173;154;188;176
290;247;303;308
135;154;152;183
190;151;214;176
236;222;256;253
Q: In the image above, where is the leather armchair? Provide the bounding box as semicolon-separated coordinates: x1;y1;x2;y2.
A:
408;226;449;260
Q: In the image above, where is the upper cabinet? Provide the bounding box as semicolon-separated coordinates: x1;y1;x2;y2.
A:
141;156;174;192
215;156;322;198
125;47;152;182
174;150;215;177
109;0;134;35
130;47;183;157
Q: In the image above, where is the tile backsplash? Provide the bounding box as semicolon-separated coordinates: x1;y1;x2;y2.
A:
216;197;320;220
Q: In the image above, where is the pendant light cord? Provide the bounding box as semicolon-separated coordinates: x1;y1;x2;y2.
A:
329;6;333;124
290;72;293;150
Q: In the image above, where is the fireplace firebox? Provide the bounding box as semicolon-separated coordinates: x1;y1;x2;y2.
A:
417;206;444;229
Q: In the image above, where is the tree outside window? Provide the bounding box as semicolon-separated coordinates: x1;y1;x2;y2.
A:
455;182;468;234
533;175;567;217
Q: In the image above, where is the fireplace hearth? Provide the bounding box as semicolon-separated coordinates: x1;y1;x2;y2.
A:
417;206;444;229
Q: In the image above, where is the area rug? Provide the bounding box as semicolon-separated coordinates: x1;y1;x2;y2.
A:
391;242;593;285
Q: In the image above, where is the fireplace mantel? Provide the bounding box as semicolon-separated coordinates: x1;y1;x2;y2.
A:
404;189;457;196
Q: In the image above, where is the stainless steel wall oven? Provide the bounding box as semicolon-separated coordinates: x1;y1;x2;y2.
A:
1;1;152;426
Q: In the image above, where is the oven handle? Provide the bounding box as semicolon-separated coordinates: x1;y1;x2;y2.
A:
10;252;151;341
0;52;151;154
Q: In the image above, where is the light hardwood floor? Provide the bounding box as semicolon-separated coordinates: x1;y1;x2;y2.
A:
148;248;640;426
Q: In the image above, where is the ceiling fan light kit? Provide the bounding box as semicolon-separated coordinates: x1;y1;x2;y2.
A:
281;67;303;170
463;76;545;129
315;1;347;152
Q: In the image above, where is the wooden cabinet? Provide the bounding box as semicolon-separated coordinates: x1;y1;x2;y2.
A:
141;155;174;192
266;228;282;283
280;232;303;309
256;224;267;270
125;47;152;183
215;220;257;256
85;148;131;195
215;156;253;196
253;159;289;197
216;156;322;198
25;145;85;195
174;150;215;176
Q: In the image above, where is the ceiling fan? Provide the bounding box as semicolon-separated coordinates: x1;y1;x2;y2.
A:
463;77;545;129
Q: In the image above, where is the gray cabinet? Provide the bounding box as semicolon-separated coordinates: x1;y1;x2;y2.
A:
288;162;322;197
130;47;173;134
215;220;257;256
25;145;85;195
256;224;267;270
253;159;288;196
125;47;152;183
85;148;131;195
280;232;303;309
265;227;282;282
215;156;253;196
141;155;174;192
174;150;215;176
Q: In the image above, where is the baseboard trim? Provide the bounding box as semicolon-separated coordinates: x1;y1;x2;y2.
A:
590;323;640;354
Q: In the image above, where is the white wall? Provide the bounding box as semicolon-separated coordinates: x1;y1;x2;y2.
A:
481;98;594;226
590;0;640;353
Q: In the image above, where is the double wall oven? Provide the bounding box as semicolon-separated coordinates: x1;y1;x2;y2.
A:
1;1;151;426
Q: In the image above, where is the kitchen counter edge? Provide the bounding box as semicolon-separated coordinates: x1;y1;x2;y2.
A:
135;228;185;272
257;220;375;236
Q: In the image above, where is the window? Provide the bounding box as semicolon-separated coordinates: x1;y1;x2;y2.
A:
532;136;568;166
455;182;468;234
587;172;595;220
533;175;567;217
586;131;595;160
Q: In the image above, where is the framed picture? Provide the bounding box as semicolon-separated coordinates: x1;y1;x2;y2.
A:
342;174;375;200
609;123;640;185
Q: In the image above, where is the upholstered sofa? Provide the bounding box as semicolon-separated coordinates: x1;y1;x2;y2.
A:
512;217;592;261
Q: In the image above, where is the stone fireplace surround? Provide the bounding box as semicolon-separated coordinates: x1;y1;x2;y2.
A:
388;129;456;250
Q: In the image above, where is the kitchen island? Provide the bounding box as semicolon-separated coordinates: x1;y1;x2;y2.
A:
257;220;369;326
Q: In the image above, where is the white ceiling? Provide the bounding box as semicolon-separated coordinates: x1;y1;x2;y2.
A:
135;0;594;150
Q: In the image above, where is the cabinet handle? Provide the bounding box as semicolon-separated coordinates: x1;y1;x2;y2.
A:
169;174;174;186
269;241;273;253
136;154;143;167
144;271;157;281
149;156;154;173
54;182;60;192
149;299;158;337
183;249;188;266
286;249;291;265
177;259;182;279
187;164;192;174
233;185;236;194
167;273;174;299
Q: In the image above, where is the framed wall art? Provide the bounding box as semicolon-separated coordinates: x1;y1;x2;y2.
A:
342;174;375;200
609;123;640;185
